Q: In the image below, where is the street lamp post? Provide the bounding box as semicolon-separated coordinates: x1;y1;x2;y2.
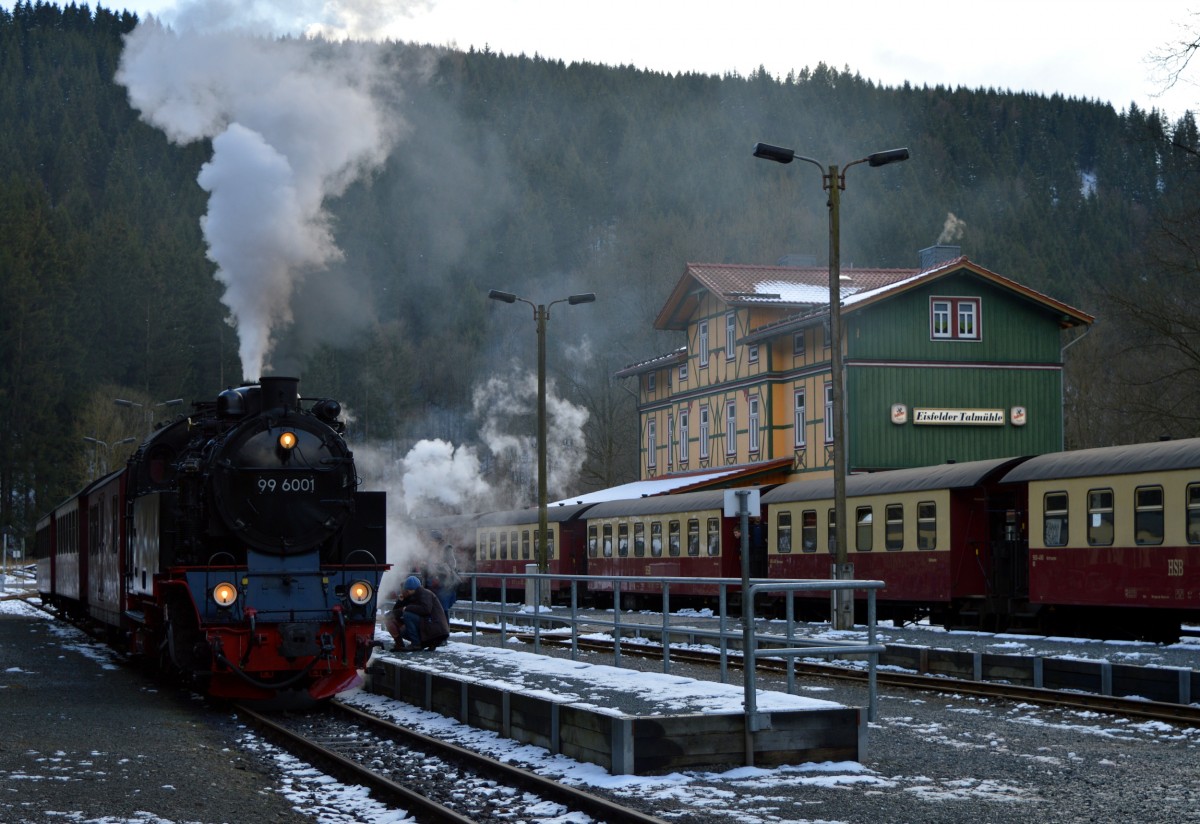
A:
753;142;909;630
115;397;184;433
488;289;596;576
82;436;136;477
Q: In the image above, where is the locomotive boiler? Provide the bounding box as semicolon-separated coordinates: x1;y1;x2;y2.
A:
37;376;388;705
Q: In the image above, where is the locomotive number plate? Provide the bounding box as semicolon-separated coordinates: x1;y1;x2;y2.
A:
256;475;317;494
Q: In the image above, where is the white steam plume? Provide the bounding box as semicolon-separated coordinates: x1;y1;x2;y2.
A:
473;368;590;501
937;212;967;245
115;9;403;381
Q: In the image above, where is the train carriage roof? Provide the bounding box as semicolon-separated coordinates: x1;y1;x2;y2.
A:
762;456;1027;504
474;502;595;527
1001;438;1200;483
583;488;747;519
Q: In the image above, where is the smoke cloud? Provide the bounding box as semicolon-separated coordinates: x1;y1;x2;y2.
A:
937;212;967;245
116;6;406;381
473;367;590;502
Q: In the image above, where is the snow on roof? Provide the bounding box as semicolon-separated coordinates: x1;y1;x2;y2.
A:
549;467;752;506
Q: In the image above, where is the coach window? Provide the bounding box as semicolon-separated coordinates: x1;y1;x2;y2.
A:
856;506;873;552
917;502;936;549
618;523;630;557
1187;484;1200;543
499;531;509;560
511;531;519;560
801;510;817;552
885;504;904;551
602;523;614;557
545;528;556;559
522;529;532;560
776;511;792;553
1044;492;1068;547
489;532;498;560
827;508;837;554
587;525;598;558
668;520;681;556
1135;486;1164;545
1087;489;1114;546
633;522;645;557
651;521;663;557
707;517;720;555
687;518;701;556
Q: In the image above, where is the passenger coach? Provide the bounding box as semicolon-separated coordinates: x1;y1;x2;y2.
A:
582;489;755;608
762;457;1028;627
1002;438;1200;639
472;503;591;600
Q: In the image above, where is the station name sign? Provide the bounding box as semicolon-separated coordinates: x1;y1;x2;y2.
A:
913;408;1005;425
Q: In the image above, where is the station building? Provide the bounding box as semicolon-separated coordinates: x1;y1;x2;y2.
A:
614;246;1094;485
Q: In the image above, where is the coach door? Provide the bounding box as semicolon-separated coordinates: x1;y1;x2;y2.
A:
988;490;1028;603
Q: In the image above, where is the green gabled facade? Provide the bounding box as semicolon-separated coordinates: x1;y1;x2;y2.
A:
617;248;1093;482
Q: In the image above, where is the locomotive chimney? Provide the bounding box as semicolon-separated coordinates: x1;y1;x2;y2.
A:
259;376;300;411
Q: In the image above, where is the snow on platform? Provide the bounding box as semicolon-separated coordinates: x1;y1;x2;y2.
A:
364;642;861;774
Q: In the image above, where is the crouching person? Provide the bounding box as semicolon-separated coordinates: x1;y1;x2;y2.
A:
385;575;449;651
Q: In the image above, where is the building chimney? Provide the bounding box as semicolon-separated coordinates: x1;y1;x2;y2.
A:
919;245;961;270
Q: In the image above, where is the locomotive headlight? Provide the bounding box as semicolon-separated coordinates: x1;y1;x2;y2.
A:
212;581;238;608
278;430;297;450
348;580;374;606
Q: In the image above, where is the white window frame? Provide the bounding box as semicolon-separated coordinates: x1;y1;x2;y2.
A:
646;372;656;392
726;400;737;455
930;296;982;341
646;419;657;468
667;413;674;469
725;312;736;360
679;362;688;382
678;410;689;464
749;395;760;453
699;320;710;366
794;388;806;447
793;331;806;357
699;406;710;459
824;382;834;444
748;343;759;364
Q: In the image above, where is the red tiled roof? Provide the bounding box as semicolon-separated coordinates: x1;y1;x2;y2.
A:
655;262;920;330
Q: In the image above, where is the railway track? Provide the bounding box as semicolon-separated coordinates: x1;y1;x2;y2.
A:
497;628;1200;727
235;699;672;824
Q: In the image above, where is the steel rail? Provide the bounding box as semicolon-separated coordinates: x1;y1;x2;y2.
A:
510;632;1200;727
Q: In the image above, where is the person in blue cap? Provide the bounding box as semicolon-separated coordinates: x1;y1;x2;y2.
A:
384;574;449;651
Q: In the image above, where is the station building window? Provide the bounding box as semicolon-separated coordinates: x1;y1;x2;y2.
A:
931;297;981;340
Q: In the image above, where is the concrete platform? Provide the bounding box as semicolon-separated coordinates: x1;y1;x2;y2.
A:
364;642;861;775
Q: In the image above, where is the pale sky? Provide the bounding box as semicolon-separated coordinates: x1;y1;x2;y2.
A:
108;0;1200;120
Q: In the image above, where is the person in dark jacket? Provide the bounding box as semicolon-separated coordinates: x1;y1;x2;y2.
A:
385;575;449;651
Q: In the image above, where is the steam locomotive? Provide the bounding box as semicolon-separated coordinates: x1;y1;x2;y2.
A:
36;377;388;705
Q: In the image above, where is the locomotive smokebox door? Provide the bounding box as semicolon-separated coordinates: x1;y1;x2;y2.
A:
277;623;319;658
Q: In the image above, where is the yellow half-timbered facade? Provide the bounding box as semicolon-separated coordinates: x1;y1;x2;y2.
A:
616;248;1093;483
